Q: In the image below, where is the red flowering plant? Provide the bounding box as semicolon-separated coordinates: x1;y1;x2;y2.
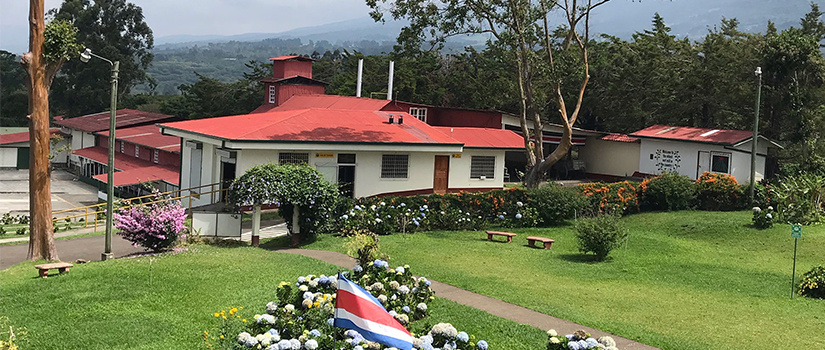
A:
695;172;743;211
578;181;640;216
113;192;187;252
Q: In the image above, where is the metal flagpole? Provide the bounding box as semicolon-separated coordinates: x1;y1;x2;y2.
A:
334;270;341;346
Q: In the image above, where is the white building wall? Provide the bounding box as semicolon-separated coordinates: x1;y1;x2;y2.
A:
448;149;506;189
68;129;96;166
50;137;69;164
580;138;640;178
639;138;767;182
0;148;17;168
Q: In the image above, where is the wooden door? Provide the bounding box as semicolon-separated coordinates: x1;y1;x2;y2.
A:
697;151;710;178
433;155;450;194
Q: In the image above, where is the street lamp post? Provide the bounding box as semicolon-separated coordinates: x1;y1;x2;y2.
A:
749;67;762;204
80;48;119;261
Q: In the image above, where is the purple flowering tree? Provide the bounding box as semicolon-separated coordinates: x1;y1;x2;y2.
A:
114;197;187;252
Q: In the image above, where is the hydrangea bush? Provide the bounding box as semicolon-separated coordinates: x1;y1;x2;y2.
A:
752;206;775;229
113;194;187;252
546;329;618;350
203;262;489;350
340;189;537;235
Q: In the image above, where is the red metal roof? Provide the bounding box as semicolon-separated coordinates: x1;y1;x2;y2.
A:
269;55;314;61
0;128;64;145
96;124;181;153
160;108;461;145
630;125;755;145
53;109;176;133
601;133;640;143
433;127;524;149
73;146;179;186
92;167;179;186
275;94;392;111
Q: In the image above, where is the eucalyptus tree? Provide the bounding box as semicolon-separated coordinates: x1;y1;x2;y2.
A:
366;0;610;187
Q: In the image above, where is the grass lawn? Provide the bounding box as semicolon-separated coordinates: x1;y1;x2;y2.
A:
0;245;544;349
298;210;825;350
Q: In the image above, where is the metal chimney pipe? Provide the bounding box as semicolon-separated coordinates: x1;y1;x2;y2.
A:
356;58;364;97
387;60;394;100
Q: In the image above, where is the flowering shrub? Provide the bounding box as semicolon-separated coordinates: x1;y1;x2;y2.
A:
229;163;340;242
340;189;537;235
577;181;639;216
203;262;490;350
695;172;743;211
546;329;618;350
798;265;825;299
573;214;627;261
751;206;775;229
113;194;187;252
639;173;696;211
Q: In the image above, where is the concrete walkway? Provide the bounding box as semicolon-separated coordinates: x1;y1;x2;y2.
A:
276;248;659;350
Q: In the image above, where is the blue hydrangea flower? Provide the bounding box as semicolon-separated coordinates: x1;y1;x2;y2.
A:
319;276;329;284
402;306;411;313
309;329;321;337
477;340;488;350
342;214;349;220
456;332;469;343
498;215;504;220
585;338;599;348
515;213;523;219
297;276;306;284
354;205;362;211
567;341;581;350
353;265;363;273
400;203;406;207
577;340;588;349
425;280;431;286
396;266;405;274
327;318;334;326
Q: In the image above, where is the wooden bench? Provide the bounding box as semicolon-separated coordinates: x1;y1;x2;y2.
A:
526;236;555;249
34;262;73;278
486;231;516;243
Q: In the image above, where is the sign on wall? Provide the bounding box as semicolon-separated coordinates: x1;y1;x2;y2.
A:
315;152;334;158
654;149;681;173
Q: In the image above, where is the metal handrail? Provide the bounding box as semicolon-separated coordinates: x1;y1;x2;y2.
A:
49;181;231;232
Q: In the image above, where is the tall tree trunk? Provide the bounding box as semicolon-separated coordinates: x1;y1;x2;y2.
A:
23;0;57;261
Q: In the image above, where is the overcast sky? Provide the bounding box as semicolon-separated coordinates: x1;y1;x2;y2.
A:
1;0;373;53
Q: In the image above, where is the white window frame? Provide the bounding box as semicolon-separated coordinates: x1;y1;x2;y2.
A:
268;85;276;104
710;152;731;174
470;155;496;180
409;107;427;122
278;152;309;165
381;154;409;179
153;149;159;164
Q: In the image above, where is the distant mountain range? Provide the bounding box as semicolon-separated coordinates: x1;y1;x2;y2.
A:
154;0;814;49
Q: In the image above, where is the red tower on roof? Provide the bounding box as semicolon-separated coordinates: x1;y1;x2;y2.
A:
261;55;327;107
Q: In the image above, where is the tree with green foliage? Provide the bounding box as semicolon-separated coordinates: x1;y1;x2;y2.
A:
48;0;153;117
0;51;29;126
160;61;269;119
367;0;610;188
21;1;82;261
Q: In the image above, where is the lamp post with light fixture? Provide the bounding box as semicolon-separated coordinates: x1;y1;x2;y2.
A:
80;48;119;260
749;67;762;203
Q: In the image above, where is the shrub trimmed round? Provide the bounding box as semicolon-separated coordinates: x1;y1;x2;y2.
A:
640;172;696;211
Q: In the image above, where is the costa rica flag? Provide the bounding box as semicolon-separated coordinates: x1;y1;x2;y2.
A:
334;272;414;350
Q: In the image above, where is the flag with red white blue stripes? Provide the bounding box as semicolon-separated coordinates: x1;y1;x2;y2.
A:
334;272;414;350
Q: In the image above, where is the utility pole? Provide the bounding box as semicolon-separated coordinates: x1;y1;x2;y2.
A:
749;67;763;203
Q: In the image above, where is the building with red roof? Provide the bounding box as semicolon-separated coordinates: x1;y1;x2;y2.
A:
68;117;182;197
53;109;179;170
0;129;69;169
160;56;526;201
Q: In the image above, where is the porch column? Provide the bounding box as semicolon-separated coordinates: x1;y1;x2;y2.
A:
251;204;261;247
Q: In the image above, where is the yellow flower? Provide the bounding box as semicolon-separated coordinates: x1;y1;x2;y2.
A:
213;312;220;317
220;335;224;339
243;319;247;323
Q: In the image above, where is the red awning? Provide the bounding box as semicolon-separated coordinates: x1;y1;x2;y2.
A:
93;167;179;187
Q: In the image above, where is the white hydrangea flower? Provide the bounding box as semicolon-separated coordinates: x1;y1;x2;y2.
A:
389;281;400;290
298;285;309;292
266;301;278;314
257;314;276;325
309;279;319;288
430;323;458;338
598;336;617;347
302;299;313;308
377;295;387;304
284;304;295;312
417;302;428;311
547;329;558;337
289;338;301;350
304;339;318;350
398;286;410;295
238;332;251;345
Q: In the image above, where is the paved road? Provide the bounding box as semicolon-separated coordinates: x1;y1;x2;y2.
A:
0;169;99;215
0;234;144;269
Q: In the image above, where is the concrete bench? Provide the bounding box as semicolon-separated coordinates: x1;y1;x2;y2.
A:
34;262;73;278
486;231;516;243
526;236;555;249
